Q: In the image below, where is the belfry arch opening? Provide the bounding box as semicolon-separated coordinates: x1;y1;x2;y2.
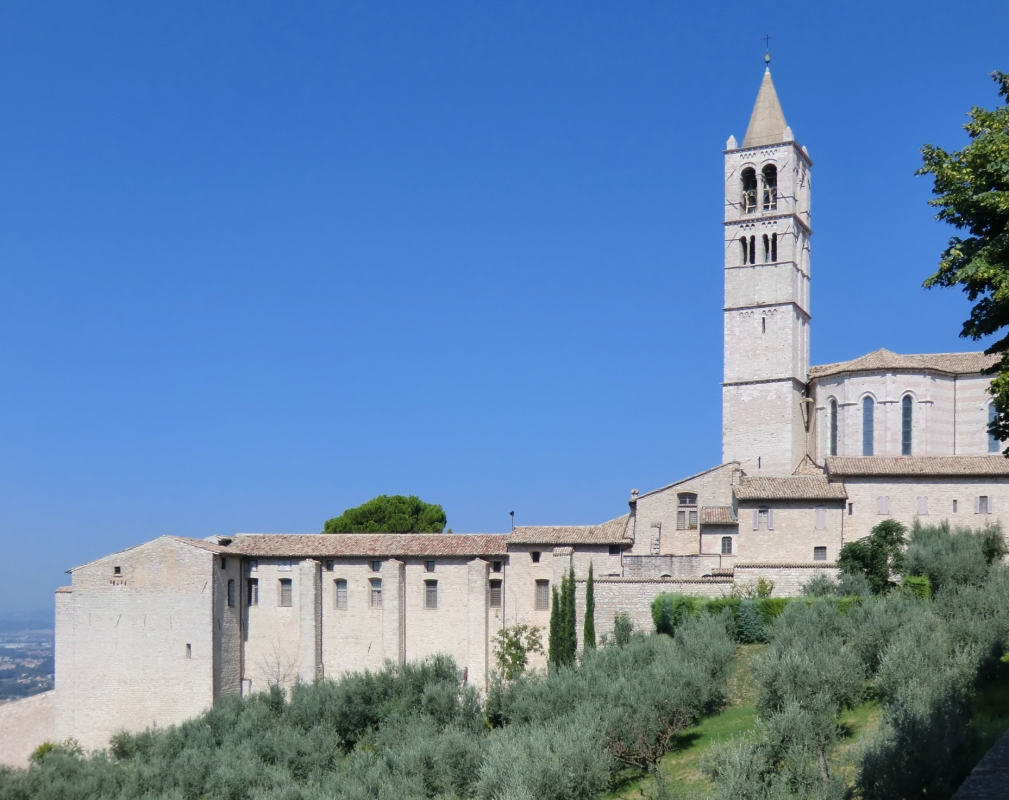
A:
761;164;777;211
741;167;757;214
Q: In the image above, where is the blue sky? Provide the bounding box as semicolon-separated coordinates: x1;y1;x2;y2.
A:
0;1;1005;615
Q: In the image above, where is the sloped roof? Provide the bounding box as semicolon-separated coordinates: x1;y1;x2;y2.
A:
68;535;229;572
742;68;788;148
635;462;740;502
226;533;509;558
700;507;736;525
509;515;632;545
826;456;1009;478
734;476;847;501
809;348;997;380
793;455;825;476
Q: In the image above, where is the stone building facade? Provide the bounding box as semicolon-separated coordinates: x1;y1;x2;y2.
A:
34;63;1009;758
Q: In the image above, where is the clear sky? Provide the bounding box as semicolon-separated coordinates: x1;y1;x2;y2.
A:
0;1;1005;615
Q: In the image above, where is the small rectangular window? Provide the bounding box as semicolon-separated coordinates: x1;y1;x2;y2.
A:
492;561;502;573
425;580;438;609
248;560;258;572
531;551;541;564
535;580;550;610
113;566;121;575
977;496;991;514
278;560;292;572
227;579;235;607
917;496;928;515
720;536;733;555
953;499;958;514
370;560;382;572
425;560;436;573
489;579;502;608
609;544;621;556
334;579;347;610
814;508;826;530
878;496;890;515
325;560;335;572
847;503;853;516
813;546;827;561
248;578;259;606
221;558;227;570
185;643;191;659
688;510;698;529
370;578;382;608
279;579;293;607
676;510;686;530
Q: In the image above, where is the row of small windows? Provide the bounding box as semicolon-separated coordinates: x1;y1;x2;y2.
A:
739;233;778;265
874;495;995;515
827;397;1000;457
240;575;504;610
741;165;777;214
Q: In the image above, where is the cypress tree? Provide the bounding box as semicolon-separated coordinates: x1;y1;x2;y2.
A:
584;561;596;650
560;565;577;665
548;584;561;668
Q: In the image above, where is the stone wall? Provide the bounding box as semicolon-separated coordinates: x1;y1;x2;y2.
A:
733;564;839;596
0;692;55;768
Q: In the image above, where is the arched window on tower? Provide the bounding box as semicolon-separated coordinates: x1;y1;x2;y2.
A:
989;403;1000;453
740;236;748;265
862;397;875;456
762;234;770;262
741;168;757;214
771;233;778;261
901;395;913;455
749;236;756;265
761;164;777;211
829;399;838;456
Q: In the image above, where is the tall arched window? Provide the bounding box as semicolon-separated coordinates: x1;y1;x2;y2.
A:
901;395;913;456
862;397;874;456
741;168;757;213
771;232;778;261
989;403;1000;453
740;236;748;265
761;164;777;211
762;234;770;262
829;399;838;456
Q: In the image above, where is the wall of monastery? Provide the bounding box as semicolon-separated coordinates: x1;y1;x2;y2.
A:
0;691;55;768
722;378;808;476
243;557;304;691
56;538;219;751
735;499;844;563
733;564;839;596
213;555;243;699
320;558;390;678
842;477;1009;543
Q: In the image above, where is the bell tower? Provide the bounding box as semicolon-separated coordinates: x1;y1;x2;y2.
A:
721;59;813;474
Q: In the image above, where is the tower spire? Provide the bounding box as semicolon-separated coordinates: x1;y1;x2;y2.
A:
741;65;788;148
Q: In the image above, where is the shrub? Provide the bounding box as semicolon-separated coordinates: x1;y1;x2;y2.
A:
901;574;932;600
651;594;702;636
838;519;907;594
904;520;997;595
736;600;765;644
613;612;633;647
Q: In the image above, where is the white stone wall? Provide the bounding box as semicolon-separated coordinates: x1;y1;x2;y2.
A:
842;477;1009;543
55;538;220;751
813;372;1000;460
0;691;55;768
320;559;388;678
733;564;840;596
736;500;845;563
243;557;304;691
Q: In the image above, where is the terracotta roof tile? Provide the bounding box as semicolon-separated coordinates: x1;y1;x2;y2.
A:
700;507;736;525
509;515;632;545
809;348;997;380
826;456;1009;477
55;587;72;594
734;476;847;501
792;455;825;476
226;533;509;558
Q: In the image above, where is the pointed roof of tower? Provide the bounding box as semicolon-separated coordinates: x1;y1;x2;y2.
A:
742;68;788;148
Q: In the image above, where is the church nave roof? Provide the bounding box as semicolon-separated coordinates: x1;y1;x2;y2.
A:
809;348;997;380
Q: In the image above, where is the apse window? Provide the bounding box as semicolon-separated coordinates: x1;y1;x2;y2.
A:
813;547;827;561
279;579;293;607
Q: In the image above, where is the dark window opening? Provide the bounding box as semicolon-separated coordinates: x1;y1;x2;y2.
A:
609;545;621;556
761;164;777;211
113;566;121;576
492;561;502;573
489;580;502;608
990;404;1000;453
531;551;541;564
762;316;766;334
771;232;778;261
425;560;435;573
740;237;748;265
862;397;875;456
749;235;756;264
325;560;334;571
220;558;227;570
742;167;757;213
901;395;913;456
227;579;235;608
763;234;770;262
370;561;382;572
185;643;191;659
829;399;838;456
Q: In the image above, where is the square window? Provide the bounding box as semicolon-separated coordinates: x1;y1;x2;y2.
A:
370;578;382;608
248;578;259;606
492;561;502;573
489;579;502;608
113;566;121;576
813;547;827;561
325;560;334;572
609;545;621;556
370;560;382;572
425;580;438;609
535;580;550;610
279;579;293;607
425;560;436;573
334;579;347;610
531;551;541;564
278;560;292;572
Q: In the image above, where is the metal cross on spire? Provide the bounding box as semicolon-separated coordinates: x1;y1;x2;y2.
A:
763;34;772;65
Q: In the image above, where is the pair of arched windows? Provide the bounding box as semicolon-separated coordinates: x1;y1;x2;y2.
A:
741;165;777;213
739;232;778;265
851;395;912;457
